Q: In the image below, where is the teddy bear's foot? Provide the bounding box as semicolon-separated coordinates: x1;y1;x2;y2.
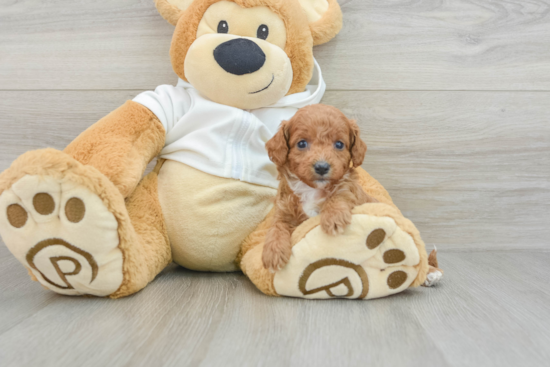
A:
272;203;428;300
0;149;128;296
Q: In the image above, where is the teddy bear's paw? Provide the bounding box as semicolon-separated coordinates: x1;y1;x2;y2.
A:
0;174;124;296
273;209;421;300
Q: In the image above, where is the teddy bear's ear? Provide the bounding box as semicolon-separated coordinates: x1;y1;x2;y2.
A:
155;0;194;26
298;0;343;46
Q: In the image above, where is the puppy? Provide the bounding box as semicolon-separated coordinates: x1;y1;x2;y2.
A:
262;104;379;271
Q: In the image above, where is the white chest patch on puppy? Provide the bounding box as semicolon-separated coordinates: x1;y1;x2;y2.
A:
287;177;326;218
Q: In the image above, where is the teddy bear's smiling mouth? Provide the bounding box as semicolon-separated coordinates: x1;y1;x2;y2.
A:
249;74;275;94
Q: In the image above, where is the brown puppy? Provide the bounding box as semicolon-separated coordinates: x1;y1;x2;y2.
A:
262;104;379;271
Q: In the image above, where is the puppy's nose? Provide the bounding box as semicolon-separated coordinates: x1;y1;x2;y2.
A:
314;161;331;176
213;39;266;75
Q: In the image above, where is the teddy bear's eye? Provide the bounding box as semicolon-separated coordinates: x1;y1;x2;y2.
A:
257;24;269;40
297;140;308;150
217;20;228;34
334;141;345;150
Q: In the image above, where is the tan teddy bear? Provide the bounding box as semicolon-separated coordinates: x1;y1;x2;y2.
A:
0;0;441;299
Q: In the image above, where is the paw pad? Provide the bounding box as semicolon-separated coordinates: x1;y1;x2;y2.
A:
0;174;124;296
7;204;28;228
298;258;369;299
366;228;385;249
33;193;55;215
383;249;406;264
273;213;421;300
65;197;85;223
6;193;86;228
387;270;407;289
26;238;98;290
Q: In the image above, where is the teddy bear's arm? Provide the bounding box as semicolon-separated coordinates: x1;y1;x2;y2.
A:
64;100;166;198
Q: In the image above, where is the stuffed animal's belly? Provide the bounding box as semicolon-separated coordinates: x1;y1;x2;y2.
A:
157;160;275;272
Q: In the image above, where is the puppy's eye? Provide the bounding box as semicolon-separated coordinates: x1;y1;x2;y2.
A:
334;141;345;150
217;20;228;34
257;24;269;40
297;140;308;149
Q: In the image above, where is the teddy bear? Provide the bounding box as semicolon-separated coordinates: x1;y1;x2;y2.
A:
0;0;441;299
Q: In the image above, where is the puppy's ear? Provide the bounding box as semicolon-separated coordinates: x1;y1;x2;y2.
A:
349;119;367;167
266;121;290;166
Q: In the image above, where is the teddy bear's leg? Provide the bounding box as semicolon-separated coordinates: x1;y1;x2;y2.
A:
238;209;278;296
109;167;172;298
0;149;171;298
64;100;165;198
239;168;432;300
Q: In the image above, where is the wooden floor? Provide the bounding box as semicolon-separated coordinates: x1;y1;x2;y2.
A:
1;245;550;367
1;1;549;366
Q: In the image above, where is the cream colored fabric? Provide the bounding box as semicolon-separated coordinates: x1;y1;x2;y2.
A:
197;2;287;49
0;175;123;296
273;211;420;300
298;0;329;23
167;0;194;11
184;33;293;110
158;161;276;271
191;2;291;109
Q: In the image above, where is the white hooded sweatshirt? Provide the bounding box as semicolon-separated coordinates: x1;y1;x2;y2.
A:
133;59;325;189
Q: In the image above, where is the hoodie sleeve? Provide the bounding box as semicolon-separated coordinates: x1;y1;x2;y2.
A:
133;85;192;135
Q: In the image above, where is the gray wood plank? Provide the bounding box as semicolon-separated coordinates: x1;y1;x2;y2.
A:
0;91;137;169
0;244;58;335
320;0;550;91
332;91;550;251
407;250;550;367
0;0;184;90
0;90;548;251
1;0;550;91
1;243;549;367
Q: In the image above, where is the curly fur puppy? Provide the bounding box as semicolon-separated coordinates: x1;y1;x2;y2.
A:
262;104;379;271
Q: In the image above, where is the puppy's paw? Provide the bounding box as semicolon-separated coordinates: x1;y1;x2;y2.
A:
321;209;352;236
422;266;443;287
262;241;292;272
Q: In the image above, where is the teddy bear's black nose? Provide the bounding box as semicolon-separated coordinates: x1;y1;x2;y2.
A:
213;38;266;75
